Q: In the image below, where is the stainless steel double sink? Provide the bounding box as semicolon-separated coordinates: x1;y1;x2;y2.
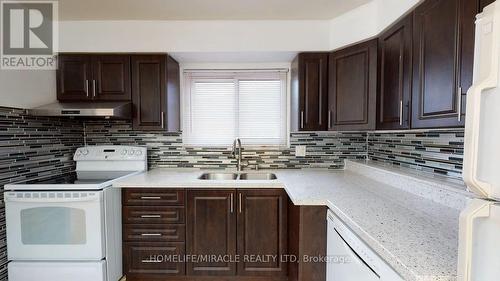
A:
199;172;277;180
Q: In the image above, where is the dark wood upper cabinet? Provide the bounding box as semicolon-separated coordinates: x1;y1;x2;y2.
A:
411;0;474;128
186;190;237;276
377;14;413;130
91;55;131;101
291;53;329;131
58;54;130;101
131;54;180;131
57;54;92;101
237;189;287;277
328;39;378;131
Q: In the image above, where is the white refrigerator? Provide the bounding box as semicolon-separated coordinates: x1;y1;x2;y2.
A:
458;1;500;281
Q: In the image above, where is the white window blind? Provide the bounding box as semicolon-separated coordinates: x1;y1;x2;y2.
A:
184;71;287;146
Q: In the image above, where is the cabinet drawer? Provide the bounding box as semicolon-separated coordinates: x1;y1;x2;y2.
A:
124;224;185;242
124;242;185;277
123;189;185;206
124;206;185;224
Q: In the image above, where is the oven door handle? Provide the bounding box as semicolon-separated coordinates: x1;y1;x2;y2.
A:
4;196;101;203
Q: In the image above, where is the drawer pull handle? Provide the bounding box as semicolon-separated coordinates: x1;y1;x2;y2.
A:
140;215;161;218
140;196;161;200
140;233;162;236
141;259;162;263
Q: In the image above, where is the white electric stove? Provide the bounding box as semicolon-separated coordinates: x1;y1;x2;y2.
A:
4;145;147;281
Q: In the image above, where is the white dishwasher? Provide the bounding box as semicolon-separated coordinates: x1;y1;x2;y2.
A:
327;210;403;281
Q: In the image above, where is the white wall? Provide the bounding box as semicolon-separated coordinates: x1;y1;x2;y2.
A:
0;69;56;109
329;1;379;50
329;0;421;50
59;20;331;52
375;0;421;32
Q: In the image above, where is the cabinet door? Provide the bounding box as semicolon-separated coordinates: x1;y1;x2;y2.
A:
293;53;329;131
378;14;412;130
186;190;237;276
412;0;465;128
329;39;377;131
57;54;92;101
131;55;166;130
92;55;131;101
236;189;287;277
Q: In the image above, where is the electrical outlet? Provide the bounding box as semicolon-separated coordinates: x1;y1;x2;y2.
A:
295;145;306;157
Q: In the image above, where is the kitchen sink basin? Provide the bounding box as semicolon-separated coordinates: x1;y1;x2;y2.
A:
198;172;277;180
239;173;277;180
199;173;238;180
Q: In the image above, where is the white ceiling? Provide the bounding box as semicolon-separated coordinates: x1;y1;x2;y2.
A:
58;0;371;21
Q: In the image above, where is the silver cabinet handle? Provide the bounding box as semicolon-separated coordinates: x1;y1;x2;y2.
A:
161;112;165;128
328;110;332;129
140;196;161;200
239;193;242;213
300;111;304;129
85;80;89;97
399;100;403;126
140;233;162;236
140;215;161;218
457;87;462;122
92;80;96;98
230;193;234;213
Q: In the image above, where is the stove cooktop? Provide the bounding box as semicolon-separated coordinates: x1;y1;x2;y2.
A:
4;171;140;191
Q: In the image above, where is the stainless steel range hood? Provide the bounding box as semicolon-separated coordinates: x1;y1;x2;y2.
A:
28;102;132;119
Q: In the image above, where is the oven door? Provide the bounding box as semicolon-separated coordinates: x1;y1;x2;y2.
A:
4;191;105;260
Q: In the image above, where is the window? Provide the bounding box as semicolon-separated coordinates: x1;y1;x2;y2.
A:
183;71;288;146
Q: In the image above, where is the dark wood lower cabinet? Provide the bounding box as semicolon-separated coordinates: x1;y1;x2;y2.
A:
186;190;237;276
237;189;288;277
122;188;187;281
123;242;186;278
288;203;327;281
123;188;321;281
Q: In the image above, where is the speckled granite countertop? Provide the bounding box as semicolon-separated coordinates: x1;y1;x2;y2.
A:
113;160;472;281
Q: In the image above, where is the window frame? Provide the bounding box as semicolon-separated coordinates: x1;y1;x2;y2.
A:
182;70;289;148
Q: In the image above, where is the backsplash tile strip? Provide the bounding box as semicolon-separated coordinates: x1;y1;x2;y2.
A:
367;129;464;179
0;107;84;281
83;121;465;179
83;120;368;169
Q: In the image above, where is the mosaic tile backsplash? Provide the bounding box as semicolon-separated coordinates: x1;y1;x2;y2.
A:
83;121;465;179
367;130;464;179
84;120;368;169
0;107;84;281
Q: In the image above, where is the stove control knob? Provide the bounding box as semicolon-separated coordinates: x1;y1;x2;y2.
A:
81;149;89;155
135;150;142;156
121;149;127;155
128;150;134;155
